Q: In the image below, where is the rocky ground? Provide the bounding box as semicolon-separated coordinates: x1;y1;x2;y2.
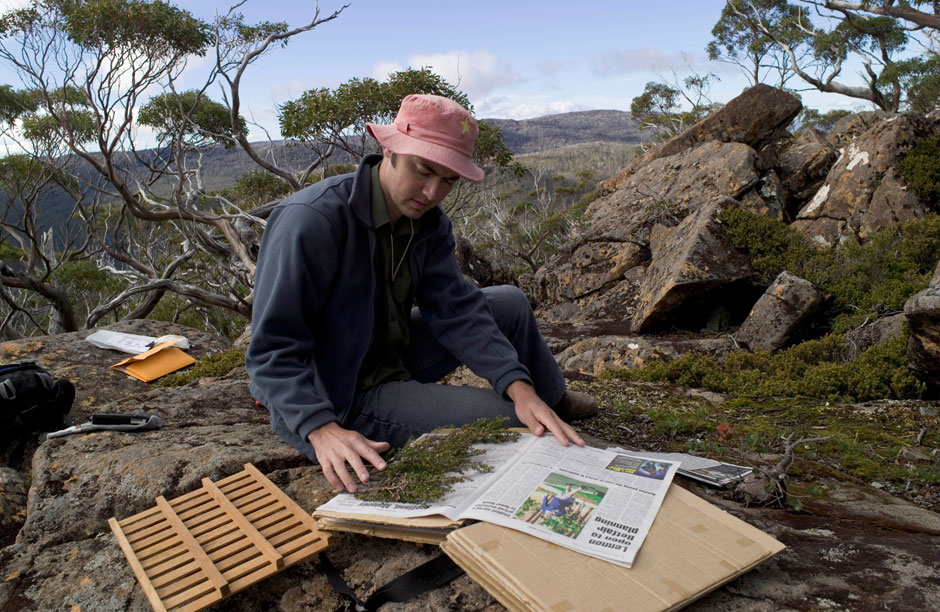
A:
1;320;938;612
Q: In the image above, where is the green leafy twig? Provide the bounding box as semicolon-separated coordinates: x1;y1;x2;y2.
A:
355;417;520;505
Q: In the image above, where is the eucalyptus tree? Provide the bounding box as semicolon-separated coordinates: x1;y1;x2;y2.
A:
0;0;345;337
630;73;722;142
709;0;940;111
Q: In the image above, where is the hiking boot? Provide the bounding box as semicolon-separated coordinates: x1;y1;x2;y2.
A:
553;391;598;422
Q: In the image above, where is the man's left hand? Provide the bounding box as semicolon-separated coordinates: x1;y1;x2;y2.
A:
506;380;585;447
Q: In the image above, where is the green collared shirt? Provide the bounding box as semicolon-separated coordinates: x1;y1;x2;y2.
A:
356;162;419;390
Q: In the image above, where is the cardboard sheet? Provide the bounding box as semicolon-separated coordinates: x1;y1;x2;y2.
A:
112;340;195;382
441;484;785;612
314;510;464;545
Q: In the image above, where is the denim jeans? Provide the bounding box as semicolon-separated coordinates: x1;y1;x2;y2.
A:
346;285;567;447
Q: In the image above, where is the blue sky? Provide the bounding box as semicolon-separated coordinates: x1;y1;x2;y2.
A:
1;0;870;140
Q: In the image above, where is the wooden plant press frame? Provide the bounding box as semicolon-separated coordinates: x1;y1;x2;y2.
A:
109;463;329;612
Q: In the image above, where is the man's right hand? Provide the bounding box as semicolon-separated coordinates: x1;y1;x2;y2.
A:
307;422;390;493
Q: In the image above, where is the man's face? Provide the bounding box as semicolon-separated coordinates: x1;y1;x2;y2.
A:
378;152;460;224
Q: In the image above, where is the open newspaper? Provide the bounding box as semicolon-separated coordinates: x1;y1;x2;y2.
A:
315;433;679;568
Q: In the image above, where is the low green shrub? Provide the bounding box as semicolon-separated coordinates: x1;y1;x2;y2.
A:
900;136;940;211
612;331;924;402
719;208;940;333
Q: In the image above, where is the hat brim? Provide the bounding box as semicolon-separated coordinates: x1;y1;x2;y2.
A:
367;123;485;182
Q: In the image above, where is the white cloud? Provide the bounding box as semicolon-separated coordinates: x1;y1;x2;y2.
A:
538;60;565;77
591;49;708;77
371;50;518;98
371;61;405;81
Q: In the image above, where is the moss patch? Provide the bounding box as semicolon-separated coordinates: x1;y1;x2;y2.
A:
155;348;246;387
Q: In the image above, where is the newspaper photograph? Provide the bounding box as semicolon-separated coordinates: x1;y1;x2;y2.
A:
314;433;678;567
458;436;678;567
627;450;753;487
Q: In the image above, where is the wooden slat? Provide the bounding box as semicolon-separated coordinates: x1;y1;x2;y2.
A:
140;542;188;571
109;517;170;612
250;507;292;532
245;464;322;532
125;519;175;544
155;496;230;598
160;582;216;611
110;464;328;612
202;477;284;570
227;487;269;509
150;561;202;591
146;550;196;582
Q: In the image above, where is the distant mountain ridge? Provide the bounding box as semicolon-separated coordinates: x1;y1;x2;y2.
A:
6;109;650;245
481;109;650;154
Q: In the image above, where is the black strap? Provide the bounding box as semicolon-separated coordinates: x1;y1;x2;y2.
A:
319;551;464;611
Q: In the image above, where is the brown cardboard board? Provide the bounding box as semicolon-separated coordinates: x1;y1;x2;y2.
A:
112;340;195;382
440;485;785;612
314;510;464;545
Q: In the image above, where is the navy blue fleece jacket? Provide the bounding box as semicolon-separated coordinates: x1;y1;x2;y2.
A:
246;155;531;460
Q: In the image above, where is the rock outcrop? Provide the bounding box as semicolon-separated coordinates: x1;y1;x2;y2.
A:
736;271;828;353
775;128;838;219
632;199;755;333
601;84;802;194
845;312;905;358
905;260;940;388
533;141;776;323
792;113;939;247
530;86;801;352
529;86;940;384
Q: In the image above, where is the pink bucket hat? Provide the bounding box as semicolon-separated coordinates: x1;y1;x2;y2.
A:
366;94;485;182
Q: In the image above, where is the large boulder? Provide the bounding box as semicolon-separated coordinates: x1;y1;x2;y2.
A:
844;313;905;359
826;111;894;149
631;199;755;333
588;140;786;236
775;129;839;219
0;468;27;548
531;85;801;328
736;271;828;353
602;84;802;194
555;335;736;377
905;260;940;388
792;113;939;247
532;140;778;327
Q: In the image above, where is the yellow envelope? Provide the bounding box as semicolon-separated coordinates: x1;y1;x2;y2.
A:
112;340;195;382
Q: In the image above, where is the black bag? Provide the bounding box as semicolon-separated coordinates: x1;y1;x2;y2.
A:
0;361;75;468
